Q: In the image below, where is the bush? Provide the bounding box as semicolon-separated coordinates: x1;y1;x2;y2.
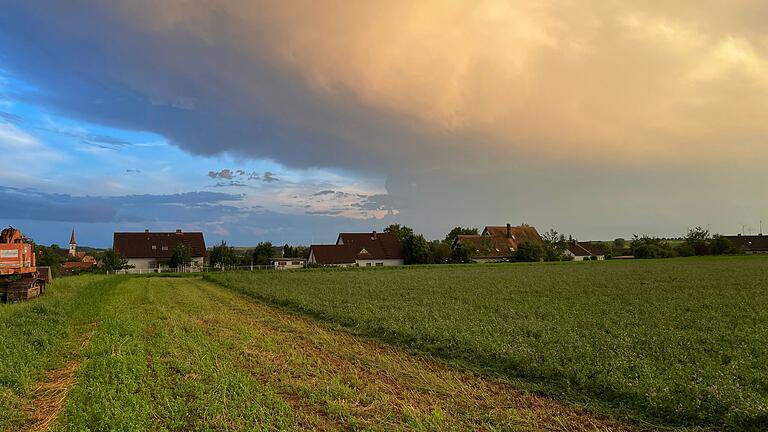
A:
514;242;545;262
630;236;673;259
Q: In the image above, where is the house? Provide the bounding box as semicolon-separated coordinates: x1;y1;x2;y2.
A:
113;229;206;270
269;257;306;270
564;241;606;260
308;231;404;267
452;224;543;262
723;234;768;254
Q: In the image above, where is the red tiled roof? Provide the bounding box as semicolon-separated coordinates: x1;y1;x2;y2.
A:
309;244;358;265
113;231;207;259
482;225;543;244
336;232;403;260
454;225;544;259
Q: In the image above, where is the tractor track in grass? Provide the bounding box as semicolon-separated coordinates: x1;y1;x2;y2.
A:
21;322;99;432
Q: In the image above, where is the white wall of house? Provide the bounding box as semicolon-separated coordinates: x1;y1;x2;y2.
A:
126;256;205;270
564;251;604;261
356;259;404;267
271;259;306;270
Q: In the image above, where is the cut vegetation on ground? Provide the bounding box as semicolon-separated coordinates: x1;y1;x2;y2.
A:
1;275;632;431
207;256;768;430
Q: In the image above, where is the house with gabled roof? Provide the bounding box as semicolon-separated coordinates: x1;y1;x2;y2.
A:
308;230;404;267
113;229;206;270
564;241;606;260
452;223;543;262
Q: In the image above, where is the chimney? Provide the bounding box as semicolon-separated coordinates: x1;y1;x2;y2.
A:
175;229;183;235
144;229;149;233
371;230;377;240
506;223;511;239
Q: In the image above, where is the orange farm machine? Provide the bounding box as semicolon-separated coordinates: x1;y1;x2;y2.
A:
0;226;45;302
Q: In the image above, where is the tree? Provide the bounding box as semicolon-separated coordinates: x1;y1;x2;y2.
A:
514;242;545;262
451;242;473;263
709;235;735;255
253;241;273;265
402;233;431;264
170;243;193;269
540;229;568;261
444;227;478;244
209;240;237;268
613;238;626;248
630;235;673;259
429;241;452;264
685;226;710;256
35;244;65;277
98;248;130;273
384;224;414;242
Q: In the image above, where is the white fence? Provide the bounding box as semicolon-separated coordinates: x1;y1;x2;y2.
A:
112;265;276;275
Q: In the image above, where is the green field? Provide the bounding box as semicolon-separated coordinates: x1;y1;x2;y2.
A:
1;275;627;431
207;256;768;430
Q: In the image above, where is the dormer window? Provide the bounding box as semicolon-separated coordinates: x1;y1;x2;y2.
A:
151;245;157;250
359;248;369;254
162;246;168;251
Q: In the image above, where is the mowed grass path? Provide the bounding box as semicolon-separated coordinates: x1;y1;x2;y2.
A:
208;256;768;430
0;276;631;431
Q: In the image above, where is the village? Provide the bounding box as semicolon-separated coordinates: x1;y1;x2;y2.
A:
18;222;767;277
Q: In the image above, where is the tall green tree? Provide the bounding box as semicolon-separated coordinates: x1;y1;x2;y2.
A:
170;243;193;269
98;248;131;273
383;224;414;242
402;233;431;265
209;240;237;268
253;242;274;265
444;227;478;244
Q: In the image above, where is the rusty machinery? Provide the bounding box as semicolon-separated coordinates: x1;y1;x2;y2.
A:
0;226;45;302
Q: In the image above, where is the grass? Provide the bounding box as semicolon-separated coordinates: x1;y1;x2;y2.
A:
206;256;768;430
1;275;627;431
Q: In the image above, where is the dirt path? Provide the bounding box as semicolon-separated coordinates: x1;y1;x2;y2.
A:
191;279;637;431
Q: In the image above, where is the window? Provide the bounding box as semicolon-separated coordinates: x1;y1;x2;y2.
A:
162;246;168;251
375;262;384;266
366;263;372;267
151;245;157;250
293;261;301;265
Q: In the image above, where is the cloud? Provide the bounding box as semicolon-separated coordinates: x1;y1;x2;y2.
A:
0;186;242;223
262;171;279;182
208;169;234;180
1;2;767;239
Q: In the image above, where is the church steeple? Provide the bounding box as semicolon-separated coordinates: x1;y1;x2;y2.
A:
69;227;77;257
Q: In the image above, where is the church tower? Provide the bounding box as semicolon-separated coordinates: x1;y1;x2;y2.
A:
69;227;77;257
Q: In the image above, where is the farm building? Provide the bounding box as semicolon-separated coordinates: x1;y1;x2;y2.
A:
452;224;543;262
308;231;404;267
269;257;306;270
723;234;768;253
564;241;606;260
113;229;206;270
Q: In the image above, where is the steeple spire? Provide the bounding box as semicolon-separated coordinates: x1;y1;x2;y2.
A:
69;227;77;257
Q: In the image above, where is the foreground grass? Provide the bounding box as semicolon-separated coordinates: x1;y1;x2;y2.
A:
0;275;116;431
207;256;768;430
2;276;629;431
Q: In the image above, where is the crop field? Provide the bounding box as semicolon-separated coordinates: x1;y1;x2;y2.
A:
1;274;631;431
207;256;768;430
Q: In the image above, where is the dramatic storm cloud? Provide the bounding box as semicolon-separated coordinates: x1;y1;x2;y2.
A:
1;1;767;243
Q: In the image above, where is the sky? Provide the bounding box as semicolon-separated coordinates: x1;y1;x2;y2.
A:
1;1;767;247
